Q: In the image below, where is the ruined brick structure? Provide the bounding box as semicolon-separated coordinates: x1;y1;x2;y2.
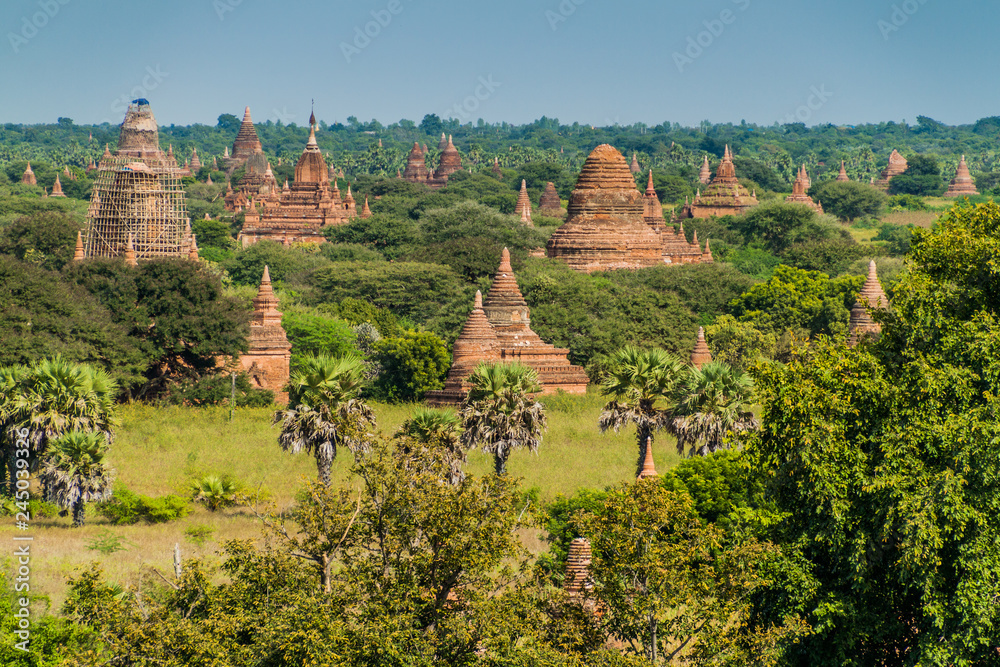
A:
785;165;823;213
874;149;907;190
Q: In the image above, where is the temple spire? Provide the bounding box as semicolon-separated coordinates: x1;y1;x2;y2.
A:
73;231;85;261
690;326;712;369
638;437;657;479
124;233;138;267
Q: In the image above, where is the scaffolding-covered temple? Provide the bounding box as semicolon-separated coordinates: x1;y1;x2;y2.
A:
83;99;191;261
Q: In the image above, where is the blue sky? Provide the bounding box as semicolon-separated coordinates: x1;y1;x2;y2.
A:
1;0;996;128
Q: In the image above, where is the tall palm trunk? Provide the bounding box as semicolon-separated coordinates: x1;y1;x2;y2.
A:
636;421;652;479
72;500;86;527
316;450;334;487
494;454;507;476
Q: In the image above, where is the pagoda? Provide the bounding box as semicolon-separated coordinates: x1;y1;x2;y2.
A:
637;437;658;479
224;106;264;171
514;179;532;223
402;142;430;184
21;162;37;186
699;155;712;184
629;153;641;174
874;150;907;190
546;144;664;272
944;155;979;197
836;161;850;182
539;181;563;218
83;99;189;261
682;146;758;218
237;110;355;247
690;326;712;369
428;135;462;188
847;260;889;346
563;538;593;599
491;156;503;179
425;249;589;405
239;266;292;402
642;170;666;234
785;165;823;213
49;174;66;198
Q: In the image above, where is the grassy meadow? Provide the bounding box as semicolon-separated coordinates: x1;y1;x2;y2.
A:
2;390;682;610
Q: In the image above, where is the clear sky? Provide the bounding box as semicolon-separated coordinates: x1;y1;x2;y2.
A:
1;0;996;128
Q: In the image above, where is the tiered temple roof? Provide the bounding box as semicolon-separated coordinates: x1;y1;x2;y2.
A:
225;107;264;170
563;538;593;598
944;155;979;197
239;265;292;402
847;260;889;346
429;135;462;187
189;146;202;173
539;181;563;218
425;249;589;405
642;170;666;234
785;165;823;213
514;179;532;223
690;326;712;369
874;150;907;190
237;115;355;247
546;144;664;272
681;145;758;218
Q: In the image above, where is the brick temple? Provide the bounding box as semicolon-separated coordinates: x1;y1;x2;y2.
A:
847;260;888;346
539;181;563;218
944;155;979;197
401;135;463;188
785;165;823;213
425;248;589;405
239;265;292;402
874;150;907;190
681;145;758;218
237;112;356;247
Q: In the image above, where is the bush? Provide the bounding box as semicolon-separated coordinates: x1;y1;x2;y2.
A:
873;223;915;256
660;449;767;531
190;474;242;511
158;372;274;407
371;329;451;402
95;485;190;525
538;488;609;583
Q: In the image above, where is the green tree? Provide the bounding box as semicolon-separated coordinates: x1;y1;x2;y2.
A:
460;361;547;475
394;407;466;484
223;240;331;286
810;181;888;221
599;346;687;478
888;154;945;196
272;353;376;486
0;211;82;271
371;329;450;402
704;314;777;369
669;361;759;457
38;430;115;527
732;201;837;254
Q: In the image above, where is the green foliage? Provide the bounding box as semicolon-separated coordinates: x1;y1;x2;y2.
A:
670;361;759;458
184;524;215;546
282;309;358;367
0;211;82;270
319;242;385;263
887;193;928;211
873;222;915;256
810;181;888;221
0;569;96;664
190;218;234;250
85;529;134;555
779;238;869;276
223;240;331;286
704;314;777;369
728;264;863;339
323;212;420;259
723;246;782;279
539;488;608;580
732;201;838;254
660;448;764;530
95;484;190;525
158;371;274;407
190;474;241;511
371;329;450;402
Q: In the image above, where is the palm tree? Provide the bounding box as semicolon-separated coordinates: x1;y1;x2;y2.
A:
2;358;118;496
599;346;688;478
272;354;376;486
459;362;547;476
38;430;115;527
395;407;466;483
191;474;240;511
670;361;759;457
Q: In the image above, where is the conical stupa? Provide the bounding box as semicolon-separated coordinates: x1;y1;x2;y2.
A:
690;327;712;369
239;265;292;402
847;261;889;346
944;155;979;197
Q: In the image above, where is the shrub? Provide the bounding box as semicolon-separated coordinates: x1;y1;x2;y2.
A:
95;485;190;525
190;474;242;511
158;372;274;407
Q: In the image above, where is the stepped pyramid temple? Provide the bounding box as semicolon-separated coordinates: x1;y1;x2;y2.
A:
874;150;907;190
785;165;823;213
224;106;264;171
546;144;664;272
681;145;758;218
239;266;292;401
83;99;192;261
224;107;274;211
836;161;850;182
539;182;563;217
425;249;589;405
944;155;979;197
237;110;357;247
847;260;889;346
690;326;712;369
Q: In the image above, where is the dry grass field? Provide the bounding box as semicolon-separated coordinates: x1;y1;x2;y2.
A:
1;390;681;610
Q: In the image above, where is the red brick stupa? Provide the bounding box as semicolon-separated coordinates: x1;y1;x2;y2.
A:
239;265;292;402
21;162;37;186
629;153;641;174
699;155;712;184
836;161;850;182
785;165;823;213
690;326;712;369
539;181;563;218
225;107;264;171
546;144;664;272
49;174;66;198
944;155;979;197
682;146;758;218
402;142;430;184
874;150;907;190
847;260;889;346
563;538;593;598
426;249;589;405
428;135;462;187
